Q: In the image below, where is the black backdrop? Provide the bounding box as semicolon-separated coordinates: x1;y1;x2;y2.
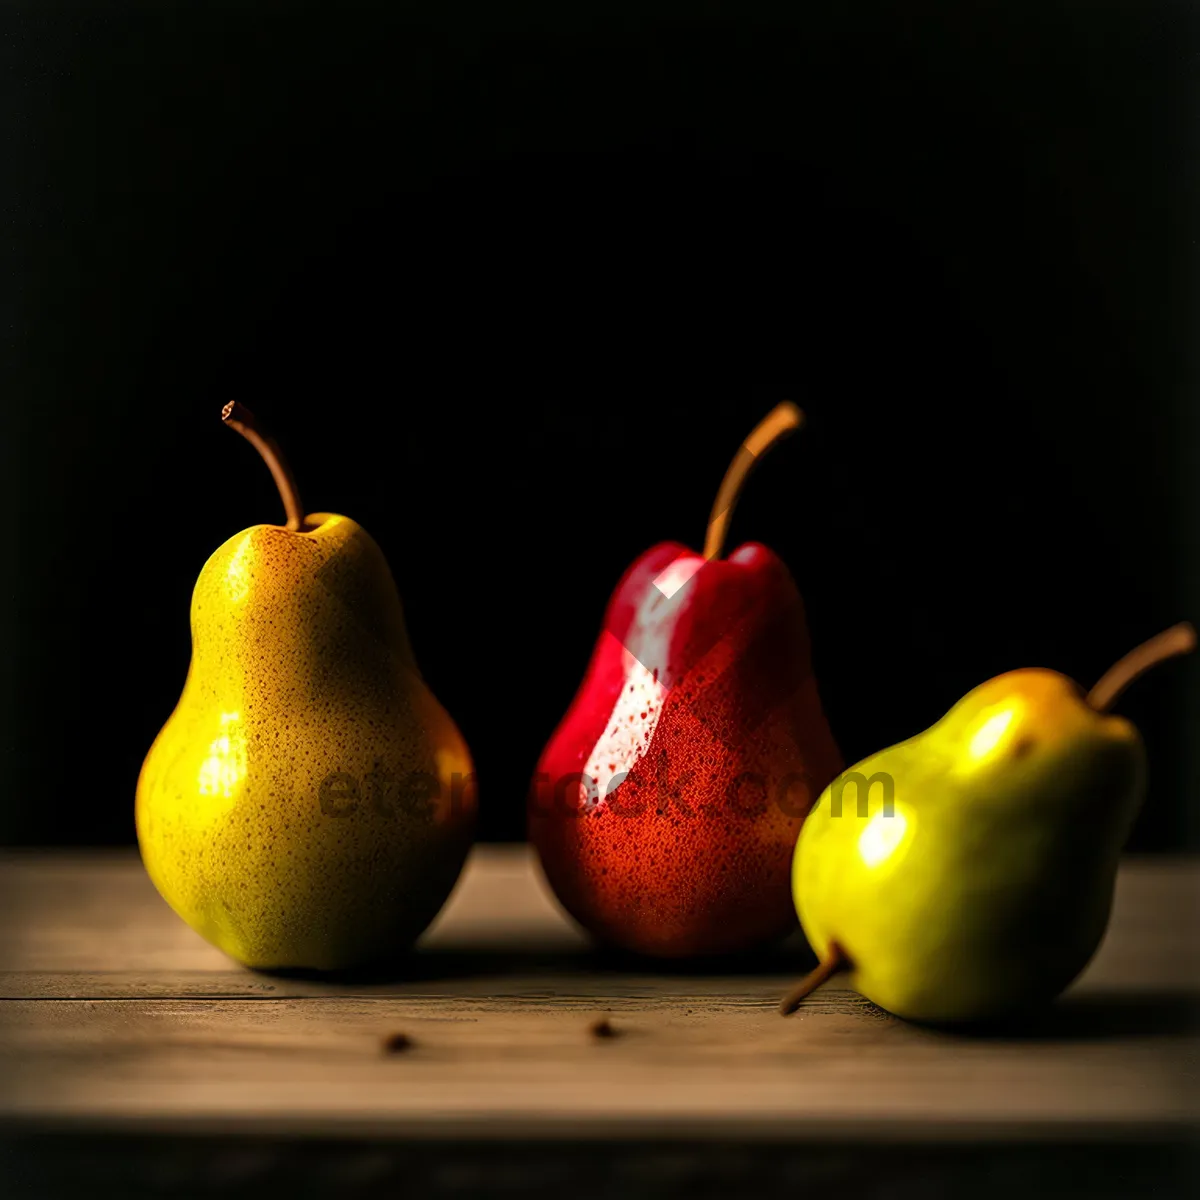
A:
3;1;1197;848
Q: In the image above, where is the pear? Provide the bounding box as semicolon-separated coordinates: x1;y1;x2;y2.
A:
136;404;475;971
781;624;1195;1023
529;404;842;957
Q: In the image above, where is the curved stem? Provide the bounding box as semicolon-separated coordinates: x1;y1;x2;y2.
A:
1086;622;1196;712
779;942;849;1016
702;402;805;560
221;401;307;532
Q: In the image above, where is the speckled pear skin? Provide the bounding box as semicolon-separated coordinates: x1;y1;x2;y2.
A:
136;513;476;971
530;541;843;958
793;670;1145;1023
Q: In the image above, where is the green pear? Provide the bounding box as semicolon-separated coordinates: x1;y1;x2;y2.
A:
782;624;1194;1024
136;404;476;971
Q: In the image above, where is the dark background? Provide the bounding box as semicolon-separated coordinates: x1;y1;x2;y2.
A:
3;1;1196;848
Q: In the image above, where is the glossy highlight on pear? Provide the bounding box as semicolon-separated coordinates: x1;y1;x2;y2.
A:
529;403;843;958
136;404;476;971
782;623;1195;1023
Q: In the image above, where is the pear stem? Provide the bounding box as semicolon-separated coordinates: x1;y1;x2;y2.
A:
702;402;805;561
221;402;307;532
1086;622;1196;713
779;942;848;1016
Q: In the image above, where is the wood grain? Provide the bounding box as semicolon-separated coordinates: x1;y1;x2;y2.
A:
0;847;1197;1141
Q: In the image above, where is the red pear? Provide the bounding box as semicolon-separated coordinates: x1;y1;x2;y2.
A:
529;405;843;956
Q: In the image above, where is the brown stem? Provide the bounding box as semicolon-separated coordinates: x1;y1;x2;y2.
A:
779;942;849;1016
221;402;307;532
702;402;805;560
1086;622;1196;712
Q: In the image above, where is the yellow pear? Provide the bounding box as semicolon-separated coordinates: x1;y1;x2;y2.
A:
136;404;475;970
781;623;1194;1023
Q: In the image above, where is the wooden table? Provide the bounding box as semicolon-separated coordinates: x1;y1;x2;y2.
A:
1;847;1197;1197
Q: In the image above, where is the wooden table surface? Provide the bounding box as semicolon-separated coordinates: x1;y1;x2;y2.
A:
1;846;1198;1194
